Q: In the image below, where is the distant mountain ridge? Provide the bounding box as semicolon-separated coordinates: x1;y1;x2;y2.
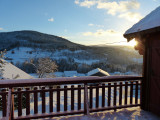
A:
0;30;142;74
0;30;85;51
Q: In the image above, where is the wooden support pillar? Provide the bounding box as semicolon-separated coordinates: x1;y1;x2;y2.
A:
141;39;151;111
6;88;14;120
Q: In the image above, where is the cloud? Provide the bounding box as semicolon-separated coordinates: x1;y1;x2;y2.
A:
88;23;94;26
97;0;140;15
118;12;143;22
75;0;97;8
48;17;54;22
83;29;121;37
88;23;104;27
80;29;126;45
75;0;142;22
0;28;3;30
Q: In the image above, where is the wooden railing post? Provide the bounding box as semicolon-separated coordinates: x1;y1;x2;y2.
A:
0;76;142;120
84;83;89;115
6;88;14;120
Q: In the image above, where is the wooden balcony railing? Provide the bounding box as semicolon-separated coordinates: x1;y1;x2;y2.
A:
0;76;142;120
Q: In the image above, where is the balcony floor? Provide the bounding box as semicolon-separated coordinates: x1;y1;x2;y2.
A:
43;107;160;120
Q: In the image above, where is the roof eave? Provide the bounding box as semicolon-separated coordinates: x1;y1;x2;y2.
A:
124;26;160;42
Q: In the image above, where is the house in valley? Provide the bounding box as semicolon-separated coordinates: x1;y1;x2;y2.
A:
87;68;110;77
0;59;33;79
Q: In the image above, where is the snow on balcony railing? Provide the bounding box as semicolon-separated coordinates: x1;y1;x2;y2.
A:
0;76;142;120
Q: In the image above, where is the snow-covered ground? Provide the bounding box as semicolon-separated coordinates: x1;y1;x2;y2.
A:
5;47;100;65
49;107;160;120
30;71;86;78
132;58;143;64
29;71;139;78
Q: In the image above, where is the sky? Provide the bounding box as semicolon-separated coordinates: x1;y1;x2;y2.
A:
0;0;160;45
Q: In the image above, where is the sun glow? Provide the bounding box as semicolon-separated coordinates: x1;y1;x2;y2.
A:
127;39;137;47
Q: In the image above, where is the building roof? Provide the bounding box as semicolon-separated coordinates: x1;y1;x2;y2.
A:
64;71;78;77
124;6;160;41
0;59;33;79
87;68;110;76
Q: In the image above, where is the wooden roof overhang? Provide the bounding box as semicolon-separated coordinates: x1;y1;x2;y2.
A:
123;26;160;55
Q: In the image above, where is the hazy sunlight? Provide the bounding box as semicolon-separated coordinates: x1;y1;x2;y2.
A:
127;39;137;47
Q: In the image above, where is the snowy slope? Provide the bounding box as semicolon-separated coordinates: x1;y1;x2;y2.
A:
5;47;100;65
1;59;33;79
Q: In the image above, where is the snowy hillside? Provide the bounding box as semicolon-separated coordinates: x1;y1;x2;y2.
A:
5;47;100;65
0;30;143;74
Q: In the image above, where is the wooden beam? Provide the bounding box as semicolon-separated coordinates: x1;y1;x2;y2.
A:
6;88;14;120
0;76;142;88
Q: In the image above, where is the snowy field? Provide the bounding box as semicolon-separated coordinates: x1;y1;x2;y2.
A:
5;47;100;65
29;71;139;78
49;107;160;120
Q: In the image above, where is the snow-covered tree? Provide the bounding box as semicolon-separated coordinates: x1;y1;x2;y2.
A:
30;57;58;78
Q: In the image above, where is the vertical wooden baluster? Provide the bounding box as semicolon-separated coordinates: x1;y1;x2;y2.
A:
84;84;89;115
34;87;38;114
49;87;53;113
114;83;117;106
119;82;122;106
89;85;93;109
113;83;117;111
18;88;22;116
140;80;142;105
135;81;139;104
125;82;128;105
57;86;60;112
102;84;105;107
96;84;99;108
78;85;81;110
11;88;14;120
26;88;30;115
108;83;111;107
130;81;133;104
64;86;67;111
71;85;74;111
42;87;46;113
2;89;7;117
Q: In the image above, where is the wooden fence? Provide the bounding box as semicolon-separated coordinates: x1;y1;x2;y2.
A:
0;76;142;120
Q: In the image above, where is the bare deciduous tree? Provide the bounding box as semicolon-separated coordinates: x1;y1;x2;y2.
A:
30;57;58;78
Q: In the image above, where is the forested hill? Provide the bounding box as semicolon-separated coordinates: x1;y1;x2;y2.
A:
0;30;142;74
0;30;85;51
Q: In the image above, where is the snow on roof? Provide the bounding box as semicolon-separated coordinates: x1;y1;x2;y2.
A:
124;6;160;36
64;71;78;77
0;59;33;79
87;68;110;76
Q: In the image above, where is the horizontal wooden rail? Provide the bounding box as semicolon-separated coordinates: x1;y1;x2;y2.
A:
0;76;142;120
0;76;142;88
